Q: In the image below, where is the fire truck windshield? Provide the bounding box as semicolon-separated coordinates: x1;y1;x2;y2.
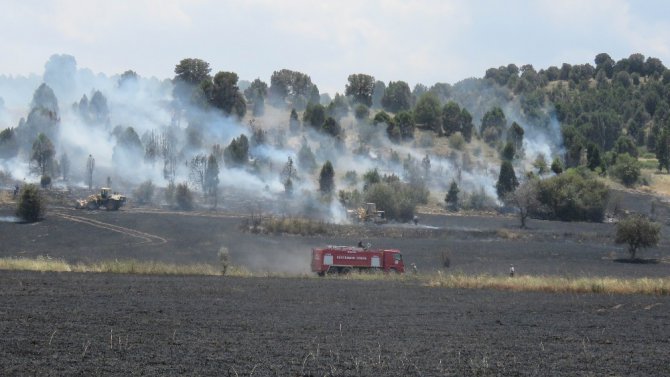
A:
394;254;402;261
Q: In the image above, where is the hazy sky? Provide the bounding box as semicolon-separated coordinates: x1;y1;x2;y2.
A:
1;0;669;94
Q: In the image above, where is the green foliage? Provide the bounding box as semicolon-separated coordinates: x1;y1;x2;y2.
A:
609;153;641;187
501;142;516;161
318;161;335;194
199;71;246;118
303;102;326;128
362;169;381;190
551;157;564;174
345;74;375;106
656;128;670;172
414;92;442;133
289;108;301;133
134;180;155;205
496;160;518;199
224;134;249;167
354;104;370;120
614;135;638;157
448;133;465;150
321;117;341;138
364;181;418;222
533;153;548;175
507;122;524;151
381;81;412;113
175;182;193;211
445;180;459;211
31;133;55;176
327;93;349;121
0;127;18;159
481;107;506;144
387;111;415;142
586;143;602;171
373;111;393;127
16;184;44;222
269;69;319;109
615;215;661;259
205;154;220;197
535;169;609;222
244;78;268;116
297;140;317;173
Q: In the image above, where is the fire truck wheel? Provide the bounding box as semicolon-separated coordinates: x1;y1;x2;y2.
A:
341;267;352;274
317;271;325;277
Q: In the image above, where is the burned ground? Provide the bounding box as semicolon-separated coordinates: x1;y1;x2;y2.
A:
1;188;669;375
1;271;668;376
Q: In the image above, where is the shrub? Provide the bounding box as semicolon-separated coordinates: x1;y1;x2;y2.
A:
40;175;51;189
16;184;45;222
609;153;641;187
448;132;465;150
134;180;155;205
175;182;193;210
462;187;497;211
615;215;660;259
535;169;609;222
363;180;426;222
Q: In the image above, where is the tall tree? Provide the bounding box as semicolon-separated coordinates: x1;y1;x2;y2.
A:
445;180;459;211
414;92;442;133
381;81;412;113
656;128;670;173
345;74;375;106
205;154;220;207
244;78;268;116
481;107;506;144
86;154;95;190
31;133;55;176
173;58;212;105
319;161;335;194
496;160;518;200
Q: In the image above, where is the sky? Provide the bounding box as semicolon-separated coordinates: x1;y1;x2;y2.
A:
1;0;669;95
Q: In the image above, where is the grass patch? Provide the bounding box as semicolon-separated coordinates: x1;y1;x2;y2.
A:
1;257;668;295
251;217;329;236
0;256;251;277
426;273;670;295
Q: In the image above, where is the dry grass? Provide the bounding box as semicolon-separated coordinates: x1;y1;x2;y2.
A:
426;273;670;295
1;257;669;295
646;169;670;196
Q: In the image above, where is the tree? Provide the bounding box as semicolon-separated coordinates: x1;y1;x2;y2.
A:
118;70;139;88
507;122;524;151
134;180;155;205
414;92;442;133
303;102;326;128
445;180;459;211
507;179;540;228
60;152;70;181
381;81;412;113
297;139;317;173
442;101;462;136
223;134;249;167
460;108;474;142
268;69;318;109
175;182;194;210
354;104;370;121
615;215;660;259
322;117;341;138
481;107;506;144
31;133;55;176
86;154;95;189
586;143;602;171
244;78;268;116
345;74;375;106
501;142;516;161
609;153;641;187
0;127;18;159
319;161;335;194
16;184;45;222
289;108;301;133
189;154;208;193
388;111;415;141
371;80;386;109
551;157;564;175
201;71;247;118
205;154;220;207
496;160;518;200
281;156;298;195
656;128;670;173
533;153;548;175
173;58;212;105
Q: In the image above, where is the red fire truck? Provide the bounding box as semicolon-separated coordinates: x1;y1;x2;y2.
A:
311;245;405;275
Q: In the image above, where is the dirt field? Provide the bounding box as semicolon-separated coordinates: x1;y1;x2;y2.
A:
1;271;668;376
1;189;669;375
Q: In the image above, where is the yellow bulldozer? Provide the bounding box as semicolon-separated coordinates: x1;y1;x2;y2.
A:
347;202;387;224
75;187;126;210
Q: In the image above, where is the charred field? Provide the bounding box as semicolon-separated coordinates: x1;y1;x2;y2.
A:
1;190;670;376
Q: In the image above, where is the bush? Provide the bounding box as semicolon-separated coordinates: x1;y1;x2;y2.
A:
40;175;51;189
16;184;45;222
448;132;465;150
364;180;425;222
134;180;155;205
175;182;193;210
609;153;641;187
462;187;497;211
615;215;660;259
535;169;609;222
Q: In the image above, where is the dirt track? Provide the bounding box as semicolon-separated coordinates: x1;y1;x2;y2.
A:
1;271;668;376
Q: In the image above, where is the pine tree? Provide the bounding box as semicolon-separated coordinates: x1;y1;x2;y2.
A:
656;129;669;173
496;161;519;200
445;180;459;211
319;161;335;194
